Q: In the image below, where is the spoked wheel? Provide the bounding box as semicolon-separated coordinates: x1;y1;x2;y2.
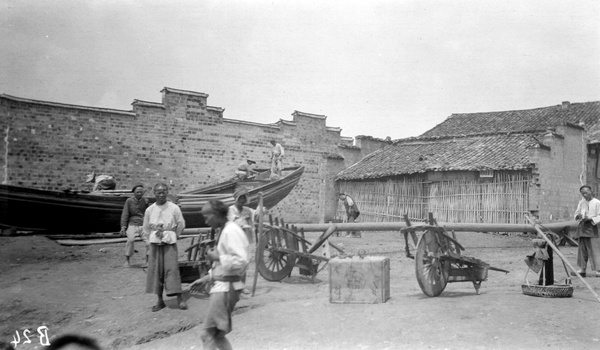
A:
257;227;296;281
415;230;451;297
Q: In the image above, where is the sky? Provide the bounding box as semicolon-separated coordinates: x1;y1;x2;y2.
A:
1;0;599;140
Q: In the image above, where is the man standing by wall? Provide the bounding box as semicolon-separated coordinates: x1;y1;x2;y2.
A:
339;193;361;238
572;185;600;277
120;184;150;267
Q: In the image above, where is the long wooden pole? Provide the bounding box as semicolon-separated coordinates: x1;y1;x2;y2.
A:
180;220;578;236
251;192;264;297
525;216;600;303
288;221;578;233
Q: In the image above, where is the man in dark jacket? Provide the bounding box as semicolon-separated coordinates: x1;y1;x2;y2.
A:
120;184;149;267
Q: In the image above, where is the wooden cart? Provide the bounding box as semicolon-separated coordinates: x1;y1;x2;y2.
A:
179;231;215;287
402;213;509;296
194;210;508;297
255;216;345;281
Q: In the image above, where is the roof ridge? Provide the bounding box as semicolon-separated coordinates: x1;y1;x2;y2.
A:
395;130;545;144
449;100;600;117
1;94;135;116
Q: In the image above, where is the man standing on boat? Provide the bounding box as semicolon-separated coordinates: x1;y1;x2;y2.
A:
234;159;258;180
269;140;285;178
190;199;250;349
120;184;150;267
144;182;187;311
339;193;361;238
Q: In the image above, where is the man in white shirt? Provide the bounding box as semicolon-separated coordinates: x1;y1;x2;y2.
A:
269;140;285;177
572;185;600;277
143;183;187;311
191;199;250;349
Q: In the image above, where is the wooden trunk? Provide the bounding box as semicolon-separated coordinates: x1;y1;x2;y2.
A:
329;256;390;304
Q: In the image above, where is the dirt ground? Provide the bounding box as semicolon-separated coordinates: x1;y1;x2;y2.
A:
1;230;600;350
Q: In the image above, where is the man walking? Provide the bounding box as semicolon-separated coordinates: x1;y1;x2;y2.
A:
191;199;250;349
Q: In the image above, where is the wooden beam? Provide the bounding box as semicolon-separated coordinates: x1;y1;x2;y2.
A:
289;221;577;233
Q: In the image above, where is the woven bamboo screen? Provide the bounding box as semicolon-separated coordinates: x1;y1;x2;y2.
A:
337;171;530;224
336;175;428;223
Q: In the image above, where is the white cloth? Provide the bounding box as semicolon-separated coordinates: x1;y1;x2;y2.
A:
209;222;250;293
143;202;185;244
574;197;600;225
346;196;355;207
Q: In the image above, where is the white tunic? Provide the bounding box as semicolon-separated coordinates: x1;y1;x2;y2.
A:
142;201;185;244
210;221;250;293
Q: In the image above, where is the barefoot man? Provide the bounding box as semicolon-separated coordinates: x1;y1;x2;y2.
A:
144;182;187;311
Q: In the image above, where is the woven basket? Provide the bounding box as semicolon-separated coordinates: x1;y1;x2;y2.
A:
521;283;573;298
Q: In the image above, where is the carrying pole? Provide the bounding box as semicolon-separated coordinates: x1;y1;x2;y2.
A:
525;215;600;303
251;192;264;297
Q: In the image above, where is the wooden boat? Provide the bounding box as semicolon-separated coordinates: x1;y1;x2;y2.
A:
178;166;305;227
0;166;305;234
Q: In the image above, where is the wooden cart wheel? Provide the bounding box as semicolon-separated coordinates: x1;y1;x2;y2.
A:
257;227;296;281
415;230;451;297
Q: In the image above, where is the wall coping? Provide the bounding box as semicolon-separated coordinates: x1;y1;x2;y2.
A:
339;144;361;150
326;126;342;132
161;87;209;98
356;135;393;142
528;143;552;151
292;110;327;120
327;153;345;159
1;94;136;116
207;106;225;112
132;99;165;109
224;118;280;130
276;119;297;126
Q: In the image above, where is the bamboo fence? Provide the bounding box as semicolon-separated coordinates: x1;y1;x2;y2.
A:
337;171;530;225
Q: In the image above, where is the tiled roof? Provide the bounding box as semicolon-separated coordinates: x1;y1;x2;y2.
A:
587;122;600;144
422;101;600;137
336;133;542;180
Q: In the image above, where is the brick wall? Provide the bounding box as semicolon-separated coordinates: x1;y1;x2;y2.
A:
0;88;387;224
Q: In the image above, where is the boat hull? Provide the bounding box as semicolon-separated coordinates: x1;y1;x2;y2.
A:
0;166;305;234
0;186;127;233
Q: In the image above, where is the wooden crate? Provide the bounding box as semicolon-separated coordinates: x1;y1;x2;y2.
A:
329;256;390;304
